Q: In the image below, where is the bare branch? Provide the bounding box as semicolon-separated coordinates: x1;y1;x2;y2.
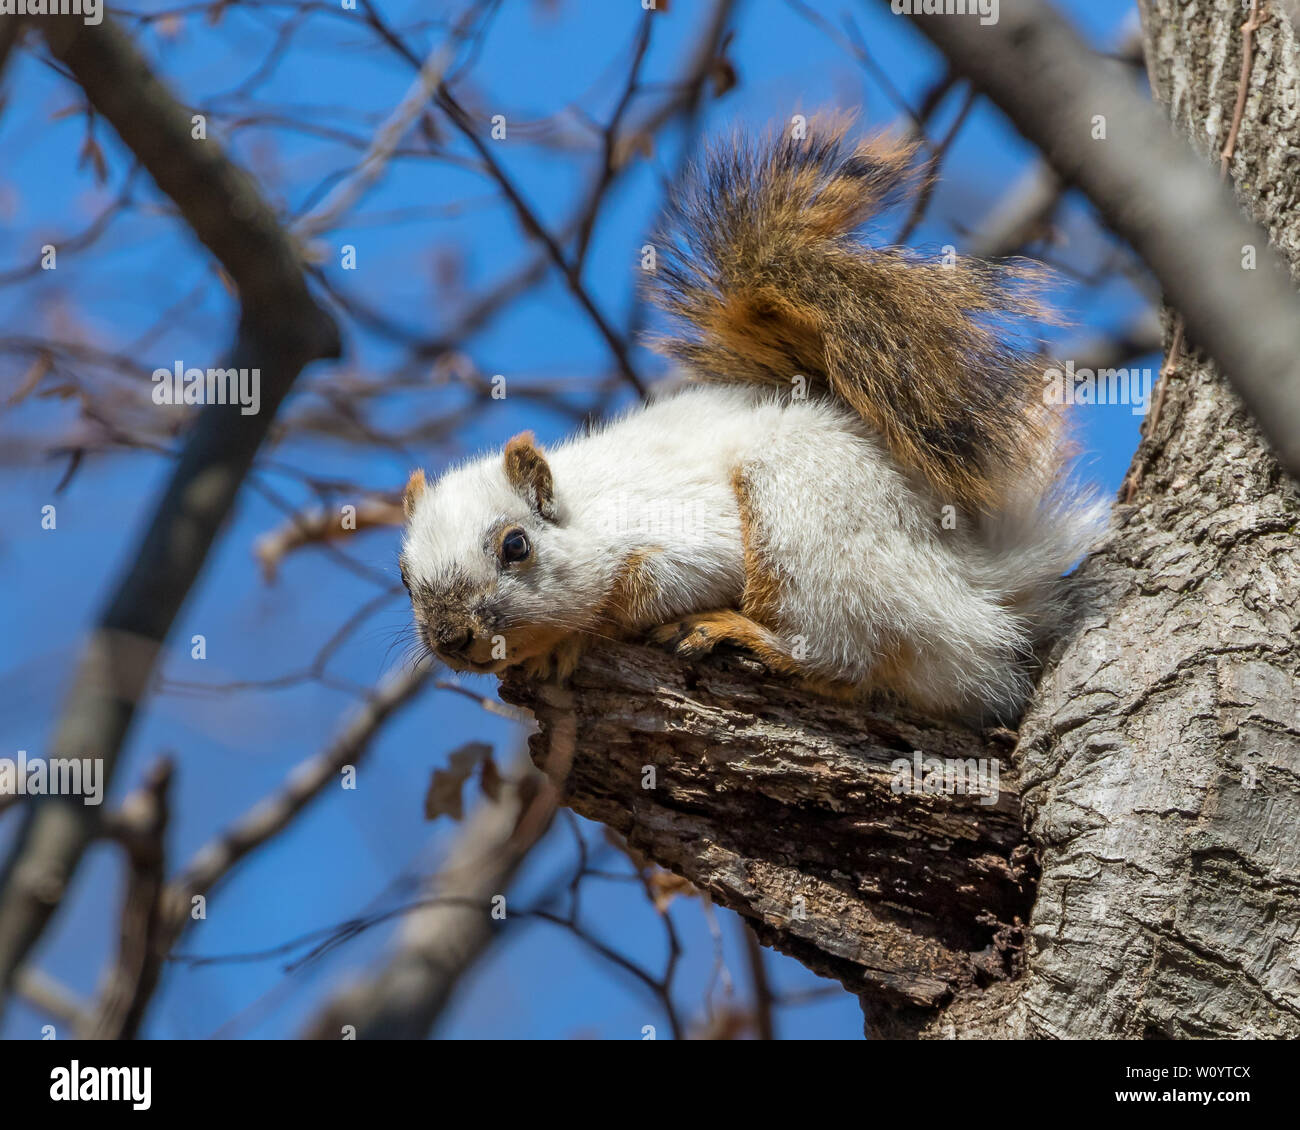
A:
253;498;403;582
0;15;339;1011
879;0;1300;483
86;758;173;1040
357;0;661;398
11;966;90;1032
165;660;433;923
0;14;23;79
303;747;557;1040
967;159;1062;260
66;660;436;1035
292;1;491;243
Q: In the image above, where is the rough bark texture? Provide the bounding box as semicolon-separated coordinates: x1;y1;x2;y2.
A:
995;0;1300;1040
508;1;1300;1038
501;645;1034;1034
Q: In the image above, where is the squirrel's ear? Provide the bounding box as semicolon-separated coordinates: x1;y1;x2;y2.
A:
503;432;556;520
403;468;427;521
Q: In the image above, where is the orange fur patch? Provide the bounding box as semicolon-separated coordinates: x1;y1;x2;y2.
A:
503;431;555;518
708;287;826;379
732;468;783;625
520;634;588;680
602;547;663;630
651;609;806;678
403;468;427;520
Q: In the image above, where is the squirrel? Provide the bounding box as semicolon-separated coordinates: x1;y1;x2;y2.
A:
398;119;1105;721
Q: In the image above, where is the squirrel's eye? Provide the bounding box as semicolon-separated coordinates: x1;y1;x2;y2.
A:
500;529;530;564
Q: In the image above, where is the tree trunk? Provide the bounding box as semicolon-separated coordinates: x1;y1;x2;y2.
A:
507;2;1300;1038
995;0;1300;1041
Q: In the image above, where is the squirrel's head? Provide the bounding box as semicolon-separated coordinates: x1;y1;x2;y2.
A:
398;432;583;674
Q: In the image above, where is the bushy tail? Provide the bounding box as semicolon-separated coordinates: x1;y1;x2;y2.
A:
973;425;1109;647
646;116;1057;513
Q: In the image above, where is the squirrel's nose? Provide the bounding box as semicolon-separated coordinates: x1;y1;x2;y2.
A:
435;626;474;654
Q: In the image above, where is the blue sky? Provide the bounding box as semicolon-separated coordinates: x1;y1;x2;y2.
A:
1;0;1150;1039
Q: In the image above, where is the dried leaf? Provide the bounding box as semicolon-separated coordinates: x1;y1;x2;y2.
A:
418;110;442;146
695;1006;751;1041
424;741;493;822
613;131;654;170
709;57;738;98
479;755;502;803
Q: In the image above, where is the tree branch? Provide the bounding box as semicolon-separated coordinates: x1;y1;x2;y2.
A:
302;748;557;1040
87;758;173;1040
500;640;1034;1030
878;0;1300;484
0;16;339;1012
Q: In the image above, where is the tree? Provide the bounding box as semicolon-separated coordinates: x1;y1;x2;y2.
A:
1;1;1295;1040
508;0;1300;1038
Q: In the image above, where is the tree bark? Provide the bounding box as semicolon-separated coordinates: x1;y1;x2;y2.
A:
501;645;1033;1036
505;2;1300;1038
999;0;1300;1041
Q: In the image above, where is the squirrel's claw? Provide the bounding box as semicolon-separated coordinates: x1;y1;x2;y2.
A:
649;616;719;658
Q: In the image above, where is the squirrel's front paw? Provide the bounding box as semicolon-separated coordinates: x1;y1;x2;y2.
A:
649;615;720;658
520;652;556;680
520;636;586;681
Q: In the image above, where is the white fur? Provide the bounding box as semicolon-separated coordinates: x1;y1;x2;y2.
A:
403;384;1104;718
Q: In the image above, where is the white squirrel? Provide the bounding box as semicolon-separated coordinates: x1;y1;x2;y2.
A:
400;122;1105;720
